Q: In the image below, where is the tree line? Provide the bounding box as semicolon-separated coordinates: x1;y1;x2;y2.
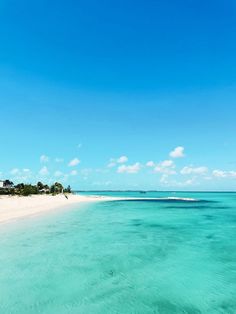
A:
0;180;72;196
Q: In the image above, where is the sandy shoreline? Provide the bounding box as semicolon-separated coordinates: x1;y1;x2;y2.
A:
0;194;197;224
0;194;113;224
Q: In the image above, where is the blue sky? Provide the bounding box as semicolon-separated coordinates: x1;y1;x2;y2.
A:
0;0;236;190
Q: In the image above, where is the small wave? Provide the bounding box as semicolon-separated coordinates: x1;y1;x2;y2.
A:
165;197;197;201
117;197;199;203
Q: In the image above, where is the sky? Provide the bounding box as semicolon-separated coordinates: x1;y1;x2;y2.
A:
0;0;236;190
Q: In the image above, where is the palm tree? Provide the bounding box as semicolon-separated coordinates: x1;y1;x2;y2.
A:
4;180;14;188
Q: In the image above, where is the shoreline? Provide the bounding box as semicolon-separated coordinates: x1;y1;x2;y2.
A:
0;194;198;224
0;194;113;224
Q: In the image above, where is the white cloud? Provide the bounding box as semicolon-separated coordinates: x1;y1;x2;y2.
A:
108;156;128;167
117;162;141;174
23;168;30;173
184;179;195;185
155;168;176;175
146;161;155;167
10;168;19;175
68;158;80;167
161;160;174;167
160;174;169;184
177;178;197;186
212;170;226;178
117;156;128;163
55;158;64;163
54;170;63;177
154;160;176;175
40;155;49;163
212;169;236;178
180;166;208;175
9;168;32;182
39;166;49;176
107;159;116;168
92;180;112;186
159;176;197;187
80;168;93;175
169;146;185;158
70;170;78;176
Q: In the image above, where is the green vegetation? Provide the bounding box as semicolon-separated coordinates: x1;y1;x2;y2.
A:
0;180;72;196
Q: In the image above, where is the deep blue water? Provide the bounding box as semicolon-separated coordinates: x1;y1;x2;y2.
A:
0;192;236;313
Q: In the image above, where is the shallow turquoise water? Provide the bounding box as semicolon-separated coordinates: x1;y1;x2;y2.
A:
0;192;236;313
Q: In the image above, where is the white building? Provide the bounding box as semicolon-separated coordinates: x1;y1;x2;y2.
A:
0;180;14;189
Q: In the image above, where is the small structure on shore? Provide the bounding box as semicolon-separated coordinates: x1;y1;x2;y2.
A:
0;180;14;189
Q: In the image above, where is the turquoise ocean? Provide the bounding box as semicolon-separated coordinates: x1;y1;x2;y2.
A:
0;191;236;313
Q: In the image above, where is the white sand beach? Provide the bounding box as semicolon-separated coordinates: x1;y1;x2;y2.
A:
0;194;197;224
0;194;112;224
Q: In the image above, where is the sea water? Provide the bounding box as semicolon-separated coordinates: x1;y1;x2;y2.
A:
0;192;236;313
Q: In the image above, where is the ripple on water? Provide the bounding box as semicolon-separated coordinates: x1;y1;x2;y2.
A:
0;192;236;313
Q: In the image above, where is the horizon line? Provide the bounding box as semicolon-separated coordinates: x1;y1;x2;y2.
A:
74;190;236;193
